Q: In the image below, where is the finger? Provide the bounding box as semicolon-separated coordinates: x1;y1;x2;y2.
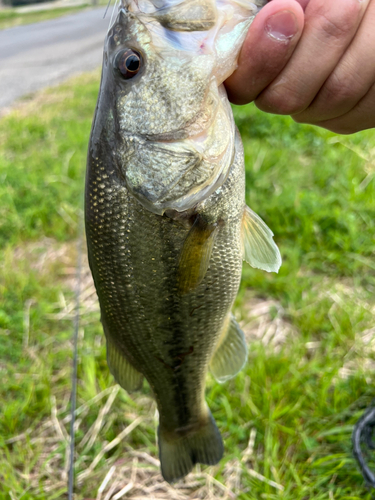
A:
297;0;310;10
225;0;304;105
294;0;311;10
255;0;371;115
293;0;375;124
311;83;375;134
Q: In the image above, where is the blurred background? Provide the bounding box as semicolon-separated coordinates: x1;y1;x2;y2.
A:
0;2;374;499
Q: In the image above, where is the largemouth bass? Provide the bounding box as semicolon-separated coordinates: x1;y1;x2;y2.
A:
85;0;281;483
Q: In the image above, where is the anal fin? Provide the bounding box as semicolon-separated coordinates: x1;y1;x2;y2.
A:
177;215;219;294
242;205;282;273
106;335;143;392
210;314;247;383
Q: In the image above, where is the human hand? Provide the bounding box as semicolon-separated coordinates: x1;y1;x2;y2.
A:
225;0;375;134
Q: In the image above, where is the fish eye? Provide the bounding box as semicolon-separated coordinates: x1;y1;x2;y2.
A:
115;49;143;80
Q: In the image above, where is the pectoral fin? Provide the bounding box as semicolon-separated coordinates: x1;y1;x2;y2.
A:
241;205;282;273
178;215;219;294
106;336;143;392
210;314;247;383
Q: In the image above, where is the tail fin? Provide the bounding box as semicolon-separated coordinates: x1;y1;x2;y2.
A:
158;411;223;483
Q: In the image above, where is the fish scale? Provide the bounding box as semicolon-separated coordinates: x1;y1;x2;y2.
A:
86;0;279;483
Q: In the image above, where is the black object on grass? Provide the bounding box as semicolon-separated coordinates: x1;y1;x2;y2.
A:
353;404;375;488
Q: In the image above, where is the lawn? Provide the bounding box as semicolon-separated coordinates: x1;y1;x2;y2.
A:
0;4;90;31
0;70;374;499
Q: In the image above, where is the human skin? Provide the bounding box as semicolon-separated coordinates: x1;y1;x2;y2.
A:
225;0;375;134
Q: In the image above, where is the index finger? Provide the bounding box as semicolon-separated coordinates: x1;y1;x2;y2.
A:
225;0;305;105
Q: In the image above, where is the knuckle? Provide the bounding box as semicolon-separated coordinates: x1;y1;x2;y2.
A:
311;1;361;42
323;72;356;104
321;58;363;106
257;87;307;115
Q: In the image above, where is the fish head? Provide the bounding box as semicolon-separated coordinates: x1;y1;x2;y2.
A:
92;1;266;214
102;3;219;139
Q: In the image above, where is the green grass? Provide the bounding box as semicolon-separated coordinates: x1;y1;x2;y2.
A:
0;71;374;499
0;4;90;30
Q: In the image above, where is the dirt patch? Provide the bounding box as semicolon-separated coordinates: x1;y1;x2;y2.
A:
239;293;297;350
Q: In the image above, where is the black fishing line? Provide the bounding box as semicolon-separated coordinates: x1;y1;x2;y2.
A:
68;214;84;500
353;403;375;487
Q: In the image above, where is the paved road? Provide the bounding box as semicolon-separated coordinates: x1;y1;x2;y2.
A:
0;7;114;109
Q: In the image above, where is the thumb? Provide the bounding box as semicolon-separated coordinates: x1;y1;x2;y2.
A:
225;0;305;105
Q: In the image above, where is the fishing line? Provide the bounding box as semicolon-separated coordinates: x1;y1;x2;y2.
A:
103;0;113;19
352;403;375;487
107;0;120;33
68;213;84;500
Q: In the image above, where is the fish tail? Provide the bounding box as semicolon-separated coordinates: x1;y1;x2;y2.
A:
158;410;223;483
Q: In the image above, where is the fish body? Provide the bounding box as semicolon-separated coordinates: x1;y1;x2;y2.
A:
85;0;280;483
